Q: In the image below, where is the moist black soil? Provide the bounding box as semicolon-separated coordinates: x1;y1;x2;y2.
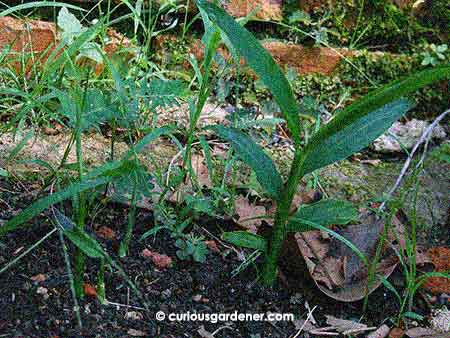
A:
0;178;424;337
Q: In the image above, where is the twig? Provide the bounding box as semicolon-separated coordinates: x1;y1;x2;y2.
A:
379;108;450;212
291;305;318;338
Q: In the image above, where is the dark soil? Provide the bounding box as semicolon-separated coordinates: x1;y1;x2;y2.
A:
0;178;430;338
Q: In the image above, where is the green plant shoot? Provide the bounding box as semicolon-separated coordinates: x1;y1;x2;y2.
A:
196;0;450;286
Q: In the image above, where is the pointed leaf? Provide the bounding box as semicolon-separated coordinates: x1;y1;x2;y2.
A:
210;126;283;199
65;229;106;258
197;0;301;145
287;199;357;232
0;178;111;237
222;231;268;252
0;160;138;237
300;65;450;175
53;210;105;258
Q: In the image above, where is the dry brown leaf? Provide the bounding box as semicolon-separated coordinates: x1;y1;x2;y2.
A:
293;210;410;302
405;327;449;338
389;327;405;338
191;154;212;188
204;240;220;253
83;283;97;298
234;195;266;233
266;190;321;218
330;214;384;283
423;247;450;294
325;315;375;335
293;319;317;333
367;324;390;338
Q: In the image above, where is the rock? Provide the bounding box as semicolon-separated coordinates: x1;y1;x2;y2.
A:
0;16;57;72
83;282;97;298
0;16;134;75
95;226;117;240
224;0;283;21
127;329;147;337
373;119;447;153
125;311;144;320
142;249;173;269
36;286;49;299
0;132;129;172
431;307;450;333
320;158;449;228
156;100;229;129
192;294;203;302
156;35;350;76
30;274;46;283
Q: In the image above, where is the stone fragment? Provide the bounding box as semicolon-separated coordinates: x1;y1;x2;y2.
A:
374;119;447;153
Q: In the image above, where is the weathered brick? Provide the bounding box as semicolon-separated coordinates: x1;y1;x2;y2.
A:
0;16;57;72
224;0;283;21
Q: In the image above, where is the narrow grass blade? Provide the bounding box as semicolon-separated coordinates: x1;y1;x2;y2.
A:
0;2;86;17
6;131;34;163
0;177;111;237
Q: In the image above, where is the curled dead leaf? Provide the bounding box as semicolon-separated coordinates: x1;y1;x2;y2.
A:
293;210;416;302
191;154;212;188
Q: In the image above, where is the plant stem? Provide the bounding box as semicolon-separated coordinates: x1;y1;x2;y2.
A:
119;177;138;257
74;75;89;298
96;258;106;304
262;151;304;285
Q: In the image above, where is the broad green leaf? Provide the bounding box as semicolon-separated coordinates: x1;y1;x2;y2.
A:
78;42;103;63
0;168;8;177
286;199;357;232
300;65;450;175
210;126;283;199
57;7;85;44
223;231;268;252
140;79;187;111
43;20;102;78
197;0;302;145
